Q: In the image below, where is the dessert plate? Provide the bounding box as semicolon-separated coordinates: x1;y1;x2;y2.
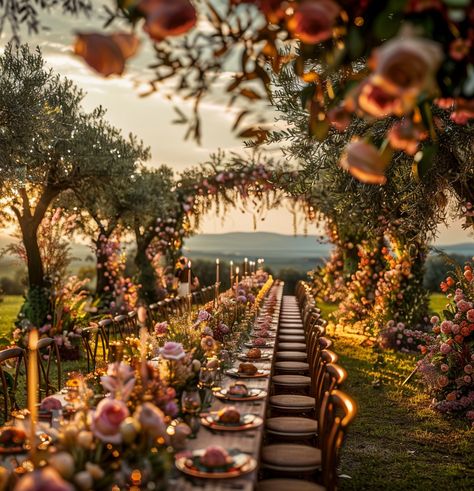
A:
226;368;270;378
214;388;267;401
201;413;263;431
237;352;272;362
176;450;257;479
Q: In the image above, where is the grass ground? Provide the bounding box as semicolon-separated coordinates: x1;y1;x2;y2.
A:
334;329;474;490
0;295;22;339
1;295;473;489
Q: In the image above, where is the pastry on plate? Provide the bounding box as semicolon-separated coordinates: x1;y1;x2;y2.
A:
228;382;248;397
217;407;241;424
200;446;232;468
246;348;262;359
238;362;258;375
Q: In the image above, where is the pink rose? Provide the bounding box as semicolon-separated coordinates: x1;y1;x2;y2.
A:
160;341;185;361
134;402;168;440
451;324;460;335
440;320;452;334
440;343;451;354
100;362;136;401
14;467;74;491
440;364;449;372
464;364;473;374
457;300;472;312
463;375;472;384
92;398;129;444
340;140;390;185
437;375;449;388
466;310;474;322
154;321;169;337
287;0;340;45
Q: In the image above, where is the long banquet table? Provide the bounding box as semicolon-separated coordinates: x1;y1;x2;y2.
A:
171;283;283;491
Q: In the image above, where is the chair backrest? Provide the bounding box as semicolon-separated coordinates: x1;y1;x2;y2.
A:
314;359;346;415
36;337;62;398
81;326;108;372
318;389;357;491
114;312;138;339
0;347;27;422
308;330;329;370
311;349;338;394
157;301;169;321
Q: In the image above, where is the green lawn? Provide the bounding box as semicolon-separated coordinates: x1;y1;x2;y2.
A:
429;293;449;315
0;295;22;339
334;330;474;490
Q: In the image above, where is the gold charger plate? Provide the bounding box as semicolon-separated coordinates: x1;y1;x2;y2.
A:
244;342;274;348
201;413;263;431
176;451;257;479
237;353;272;362
226;368;270;378
214;388;267;401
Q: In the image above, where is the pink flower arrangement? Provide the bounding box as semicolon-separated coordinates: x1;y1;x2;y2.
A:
159;341;185;361
154;321;169;337
14;467;74;491
418;264;474;422
91;398;129;444
100;362;136;401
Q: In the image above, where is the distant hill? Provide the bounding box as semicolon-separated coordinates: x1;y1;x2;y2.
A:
183;232;331;272
1;230;474;277
434;243;474;257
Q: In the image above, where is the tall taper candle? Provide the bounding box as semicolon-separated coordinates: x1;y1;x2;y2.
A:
244;257;248;276
28;328;39;465
230;260;234;286
235;266;239;297
187;260;192;295
215;258;220;306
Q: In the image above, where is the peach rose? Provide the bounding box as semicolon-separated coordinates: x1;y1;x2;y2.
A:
134;402;168;441
359;34;443;117
388;119;427;155
14;467;74;491
340;140;391;185
287;0;340;45
91;398;129;444
328;106;352;132
139;0;197;41
74;32;139;77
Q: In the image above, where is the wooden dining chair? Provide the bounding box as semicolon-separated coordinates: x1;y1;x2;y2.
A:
37;337;62;398
260;389;357;487
266;361;346;440
0;347;27;422
269;343;339;414
81;325;108;372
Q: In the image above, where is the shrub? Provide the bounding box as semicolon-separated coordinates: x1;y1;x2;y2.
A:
418;263;474;424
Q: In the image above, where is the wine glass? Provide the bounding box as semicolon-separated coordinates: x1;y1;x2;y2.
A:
181;388;202;437
181;388;202;415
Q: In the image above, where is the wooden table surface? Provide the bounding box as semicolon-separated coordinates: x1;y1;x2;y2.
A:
171;284;283;491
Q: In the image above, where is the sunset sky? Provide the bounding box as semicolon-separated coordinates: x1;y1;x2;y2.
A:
5;8;471;245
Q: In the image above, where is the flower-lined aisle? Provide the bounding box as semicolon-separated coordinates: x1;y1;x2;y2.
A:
0;272;280;490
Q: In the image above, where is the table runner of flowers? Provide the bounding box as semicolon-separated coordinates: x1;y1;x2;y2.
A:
0;273;276;490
